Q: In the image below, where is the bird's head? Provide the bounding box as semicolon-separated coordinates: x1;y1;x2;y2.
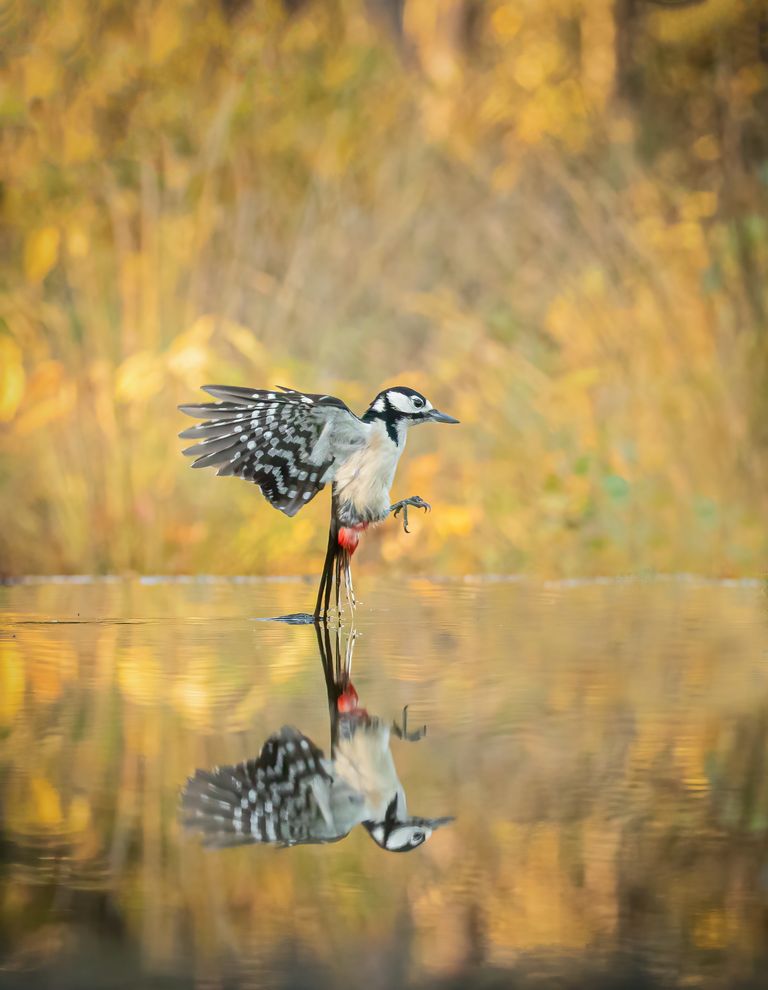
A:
363;387;459;437
362;796;454;853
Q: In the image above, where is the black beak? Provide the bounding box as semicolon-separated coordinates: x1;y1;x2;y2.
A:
428;409;460;424
422;816;455;830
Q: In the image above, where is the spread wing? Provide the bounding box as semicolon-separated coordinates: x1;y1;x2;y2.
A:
180;726;337;848
179;385;369;516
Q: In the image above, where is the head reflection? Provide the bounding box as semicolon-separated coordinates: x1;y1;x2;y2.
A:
181;622;453;852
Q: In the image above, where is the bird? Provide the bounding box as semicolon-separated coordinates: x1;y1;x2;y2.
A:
180;623;453;851
179;384;459;616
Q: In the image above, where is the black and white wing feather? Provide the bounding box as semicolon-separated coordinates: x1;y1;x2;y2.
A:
179;385;368;516
180;727;340;848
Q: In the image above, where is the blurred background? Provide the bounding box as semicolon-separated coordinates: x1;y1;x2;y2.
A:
2;0;768;579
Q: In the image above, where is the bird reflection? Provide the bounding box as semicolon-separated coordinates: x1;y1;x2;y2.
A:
181;622;453;852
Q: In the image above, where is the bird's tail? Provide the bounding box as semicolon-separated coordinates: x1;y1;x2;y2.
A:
315;494;341;618
314;492;365;618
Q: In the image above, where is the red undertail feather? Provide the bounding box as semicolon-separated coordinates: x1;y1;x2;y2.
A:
337;684;359;713
337;523;368;555
337;683;369;719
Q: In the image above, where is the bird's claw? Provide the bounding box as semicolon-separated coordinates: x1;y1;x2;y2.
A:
392;704;427;742
391;496;431;534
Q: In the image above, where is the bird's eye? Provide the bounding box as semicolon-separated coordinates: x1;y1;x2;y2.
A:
412;830;424;842
412;397;425;409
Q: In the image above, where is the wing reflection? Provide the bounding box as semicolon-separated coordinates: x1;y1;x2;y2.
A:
180;622;453;852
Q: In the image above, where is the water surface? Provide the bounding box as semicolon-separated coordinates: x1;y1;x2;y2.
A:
1;578;768;989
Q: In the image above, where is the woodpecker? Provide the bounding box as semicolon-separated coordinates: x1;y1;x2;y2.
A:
179;384;459;616
180;624;453;851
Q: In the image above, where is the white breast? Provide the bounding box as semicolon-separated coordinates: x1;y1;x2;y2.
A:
333;420;405;523
331;721;404;822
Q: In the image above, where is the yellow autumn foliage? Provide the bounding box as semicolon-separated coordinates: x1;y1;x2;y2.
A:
0;338;26;422
23;227;60;284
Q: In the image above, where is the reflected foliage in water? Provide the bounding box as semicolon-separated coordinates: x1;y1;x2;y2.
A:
1;579;768;988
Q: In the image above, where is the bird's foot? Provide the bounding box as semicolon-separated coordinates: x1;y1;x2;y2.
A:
313;606;339;624
392;705;427;742
343;572;360;611
390;496;431;534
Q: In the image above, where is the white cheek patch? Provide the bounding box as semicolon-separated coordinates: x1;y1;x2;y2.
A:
387;391;419;414
386;824;427;849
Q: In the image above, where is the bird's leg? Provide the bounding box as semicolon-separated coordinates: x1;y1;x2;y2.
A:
315;527;336;620
337;548;356;615
390;496;431;534
334;622;342;682
343;554;359;611
323;561;333;619
343;626;357;682
334;550;342;617
391;704;427;742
